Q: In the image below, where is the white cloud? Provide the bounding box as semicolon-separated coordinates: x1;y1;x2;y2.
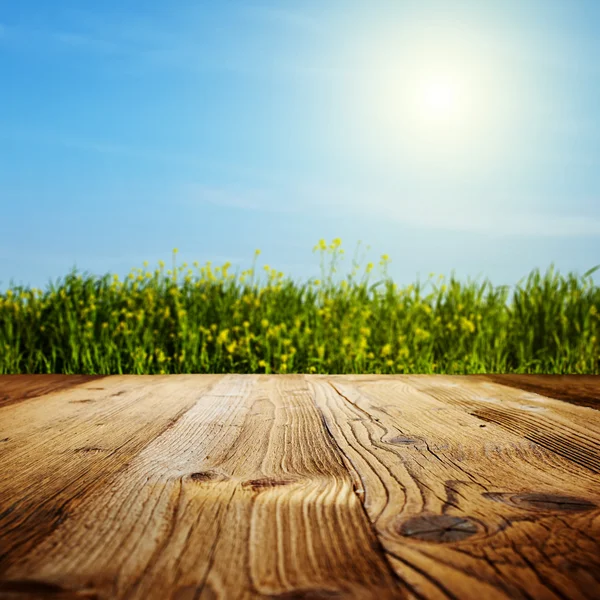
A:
178;184;301;214
367;197;600;237
52;31;118;53
239;6;324;34
185;179;600;238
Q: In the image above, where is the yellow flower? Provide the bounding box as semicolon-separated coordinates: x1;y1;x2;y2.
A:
261;318;269;328
415;327;431;340
386;359;394;367
380;343;392;357
173;248;178;254
258;359;267;368
226;341;237;354
367;352;375;360
243;320;250;328
217;329;230;344
397;348;410;359
460;317;476;334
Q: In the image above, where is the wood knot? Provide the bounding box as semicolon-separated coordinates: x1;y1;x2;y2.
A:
483;492;597;512
189;471;228;483
74;447;106;454
388;436;423;446
242;477;294;492
397;514;478;542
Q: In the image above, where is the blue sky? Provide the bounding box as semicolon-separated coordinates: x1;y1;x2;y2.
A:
1;0;599;293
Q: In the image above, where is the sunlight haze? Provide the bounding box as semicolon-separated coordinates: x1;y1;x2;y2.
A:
0;0;599;292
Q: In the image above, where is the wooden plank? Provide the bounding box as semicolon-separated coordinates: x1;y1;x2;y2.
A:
0;375;406;600
402;375;600;474
474;375;600;411
0;375;222;572
310;375;600;600
0;375;109;409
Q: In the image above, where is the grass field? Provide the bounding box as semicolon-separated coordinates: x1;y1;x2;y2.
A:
1;238;599;375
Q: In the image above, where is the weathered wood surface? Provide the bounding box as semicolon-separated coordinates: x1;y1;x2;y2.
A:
0;375;598;600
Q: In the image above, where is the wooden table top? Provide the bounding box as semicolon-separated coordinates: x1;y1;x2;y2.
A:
1;374;599;600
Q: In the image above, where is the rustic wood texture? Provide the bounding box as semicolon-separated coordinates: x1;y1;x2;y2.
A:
0;375;599;600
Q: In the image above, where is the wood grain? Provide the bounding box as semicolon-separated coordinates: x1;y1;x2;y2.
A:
475;374;600;411
1;375;600;599
0;375;405;599
0;375;108;409
310;375;600;600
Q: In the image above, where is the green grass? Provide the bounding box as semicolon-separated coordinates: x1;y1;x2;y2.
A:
1;238;599;375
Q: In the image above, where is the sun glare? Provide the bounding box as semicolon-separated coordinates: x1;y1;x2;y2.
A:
335;22;527;175
422;76;457;116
